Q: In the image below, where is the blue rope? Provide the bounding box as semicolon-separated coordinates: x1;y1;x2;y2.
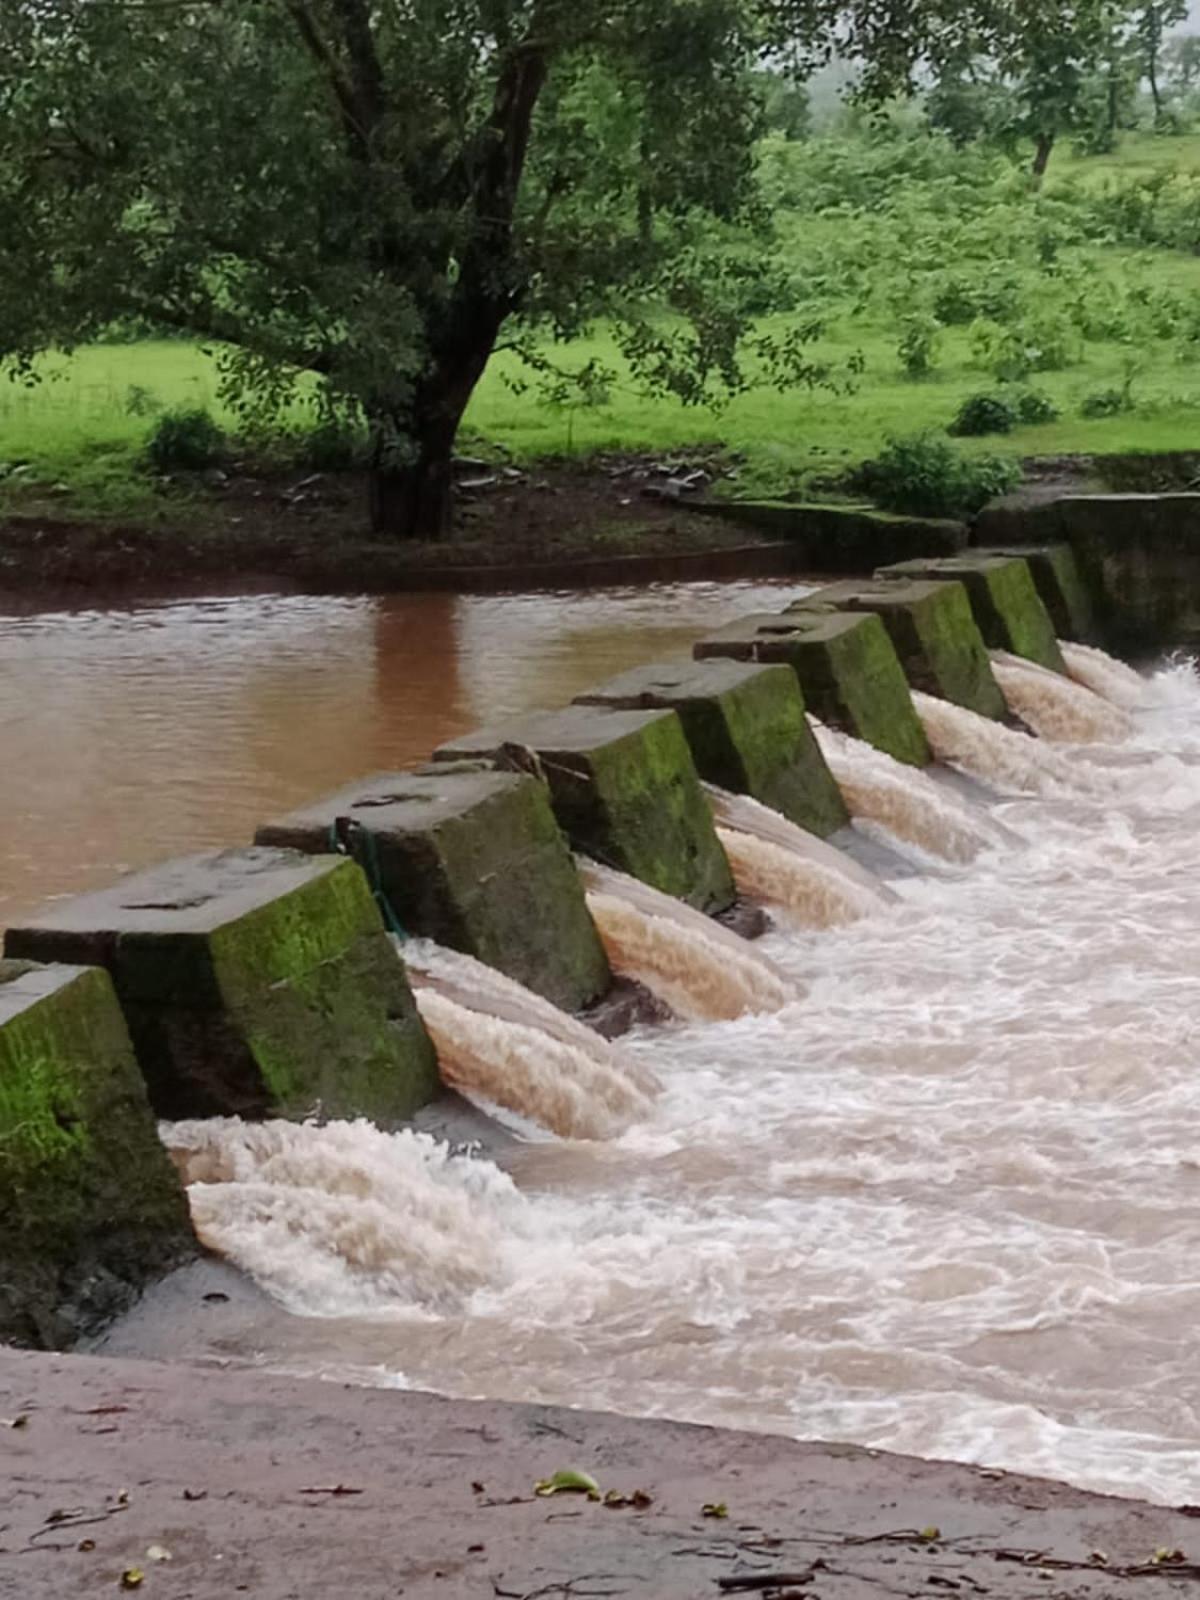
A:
328;821;408;941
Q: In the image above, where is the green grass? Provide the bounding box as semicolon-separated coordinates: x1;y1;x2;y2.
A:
10;129;1200;521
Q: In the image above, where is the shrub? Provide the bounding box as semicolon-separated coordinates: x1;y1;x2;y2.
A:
857;432;1020;517
1013;387;1060;424
897;313;941;379
1080;387;1131;418
146;408;225;471
949;392;1018;437
296;417;368;471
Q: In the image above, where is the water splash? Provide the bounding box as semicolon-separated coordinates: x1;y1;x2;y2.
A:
706;787;894;928
811;722;1005;864
913;691;1107;798
1060;641;1149;710
579;860;797;1021
991;652;1131;743
404;940;655;1140
161;1117;522;1316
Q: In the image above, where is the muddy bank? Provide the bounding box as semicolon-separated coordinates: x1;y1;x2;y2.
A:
4;1349;1200;1599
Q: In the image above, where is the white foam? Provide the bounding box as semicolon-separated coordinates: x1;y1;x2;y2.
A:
992;651;1131;743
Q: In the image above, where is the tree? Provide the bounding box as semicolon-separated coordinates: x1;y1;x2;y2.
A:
0;0;861;540
0;0;1076;538
1164;31;1200;92
1136;2;1188;121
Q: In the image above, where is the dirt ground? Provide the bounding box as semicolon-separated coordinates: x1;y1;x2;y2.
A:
5;1347;1200;1600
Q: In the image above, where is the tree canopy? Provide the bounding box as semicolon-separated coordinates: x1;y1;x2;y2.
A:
0;0;1154;537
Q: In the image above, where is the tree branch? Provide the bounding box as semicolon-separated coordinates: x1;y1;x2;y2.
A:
283;0;371;161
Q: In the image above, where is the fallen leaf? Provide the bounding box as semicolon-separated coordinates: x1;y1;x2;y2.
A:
534;1469;601;1499
703;1502;729;1520
4;1416;28;1430
471;1481;485;1495
182;1489;207;1502
116;1490;130;1507
919;1527;942;1543
602;1488;654;1510
78;1539;96;1553
120;1569;144;1590
298;1485;364;1496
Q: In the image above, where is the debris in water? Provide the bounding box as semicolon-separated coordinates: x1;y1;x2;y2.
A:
535;1468;601;1498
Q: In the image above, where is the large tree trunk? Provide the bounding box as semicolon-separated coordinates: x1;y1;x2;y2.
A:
1031;132;1055;184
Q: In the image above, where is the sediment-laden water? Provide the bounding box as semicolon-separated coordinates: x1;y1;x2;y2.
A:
164;651;1200;1509
8;587;1200;1509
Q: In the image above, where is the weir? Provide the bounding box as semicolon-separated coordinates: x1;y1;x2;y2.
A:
878;553;1067;674
990;651;1132;743
694;609;931;767
574;657;849;837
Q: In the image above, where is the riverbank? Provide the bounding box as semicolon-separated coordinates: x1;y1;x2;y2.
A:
6;1346;1200;1599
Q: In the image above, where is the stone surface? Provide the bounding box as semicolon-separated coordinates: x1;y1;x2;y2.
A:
790;576;1006;719
436;706;735;911
878;553;1067;672
4;848;439;1123
0;960;194;1349
573;658;848;837
694;610;931;767
692;498;968;568
256;769;609;1013
8;1347;1200;1599
976;543;1097;642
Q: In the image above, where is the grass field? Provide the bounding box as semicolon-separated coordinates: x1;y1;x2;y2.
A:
6;132;1200;520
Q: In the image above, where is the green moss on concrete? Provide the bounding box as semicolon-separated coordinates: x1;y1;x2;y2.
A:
6;850;441;1125
695;612;930;767
205;860;439;1122
792;579;1006;720
257;771;610;1014
979;544;1097;642
575;660;848;837
0;960;194;1349
878;555;1067;672
437;708;736;912
692;499;967;569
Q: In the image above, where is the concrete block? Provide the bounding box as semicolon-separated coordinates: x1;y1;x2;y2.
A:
0;960;194;1348
877;554;1066;673
977;544;1097;643
5;849;439;1124
256;769;609;1013
435;707;735;912
694;611;930;768
789;576;1006;720
574;658;848;837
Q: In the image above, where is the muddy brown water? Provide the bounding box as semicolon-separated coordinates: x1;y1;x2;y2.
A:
0;580;800;925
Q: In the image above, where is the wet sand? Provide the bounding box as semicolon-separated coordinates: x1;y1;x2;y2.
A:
4;1346;1200;1599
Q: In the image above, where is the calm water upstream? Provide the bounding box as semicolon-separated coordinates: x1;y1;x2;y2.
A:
0;580;797;923
6;582;1200;1509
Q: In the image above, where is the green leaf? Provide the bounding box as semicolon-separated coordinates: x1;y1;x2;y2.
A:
534;1468;601;1498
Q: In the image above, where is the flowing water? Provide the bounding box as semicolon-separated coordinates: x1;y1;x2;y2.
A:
991;650;1132;743
579;860;798;1020
10;585;1200;1510
404;939;655;1139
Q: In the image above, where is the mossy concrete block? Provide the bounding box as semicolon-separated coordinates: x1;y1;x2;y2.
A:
435;707;735;912
977;544;1098;643
5;849;439;1123
694;611;930;767
256;769;609;1013
789;577;1006;720
877;554;1067;673
691;498;968;569
0;960;195;1349
573;658;848;837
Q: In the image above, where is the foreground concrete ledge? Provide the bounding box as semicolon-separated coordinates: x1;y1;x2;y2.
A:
4;1349;1200;1599
791;576;1006;720
435;706;735;912
878;554;1067;673
256;769;610;1013
0;962;193;1349
695;610;931;767
574;658;848;837
4;848;439;1124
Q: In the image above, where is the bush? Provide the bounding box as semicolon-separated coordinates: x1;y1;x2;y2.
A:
146;408;226;471
857;432;1020;517
897;313;941;378
296;417;368;471
1013;387;1060;424
949;392;1018;437
1080;387;1131;418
